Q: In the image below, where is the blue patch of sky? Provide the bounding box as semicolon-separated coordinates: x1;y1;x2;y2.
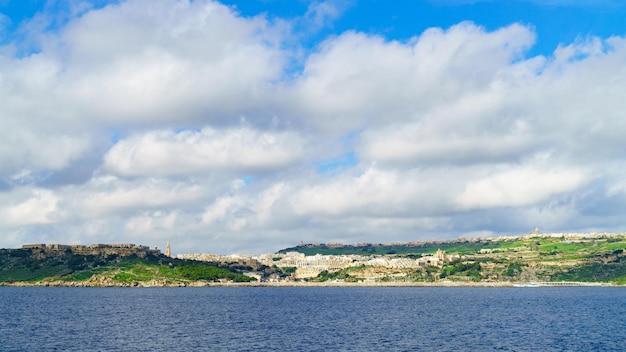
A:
0;0;118;53
559;37;617;64
0;178;10;191
2;0;625;74
0;1;45;49
314;128;361;174
220;0;626;60
241;176;255;185
0;0;118;25
5;169;52;187
108;128;124;144
340;128;362;144
0;0;47;30
316;151;358;174
173;127;202;134
2;0;624;61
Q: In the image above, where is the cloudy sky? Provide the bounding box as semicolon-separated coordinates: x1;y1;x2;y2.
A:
1;0;626;255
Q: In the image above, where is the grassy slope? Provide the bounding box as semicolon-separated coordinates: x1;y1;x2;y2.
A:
3;235;626;285
280;241;488;256
282;236;626;257
282;235;626;284
0;250;255;284
63;259;255;284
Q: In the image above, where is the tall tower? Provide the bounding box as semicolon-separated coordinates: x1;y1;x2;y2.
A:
436;248;446;261
165;241;171;257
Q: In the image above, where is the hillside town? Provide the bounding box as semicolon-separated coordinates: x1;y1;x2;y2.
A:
178;248;455;280
175;231;626;283
8;231;624;286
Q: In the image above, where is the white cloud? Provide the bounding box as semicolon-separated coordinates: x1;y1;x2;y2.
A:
103;127;306;176
1;1;626;254
456;166;589;209
73;176;209;217
0;122;91;178
290;167;412;216
0;0;287;178
201;195;245;225
125;210;179;234
289;166;458;217
1;188;62;226
290;22;535;133
53;0;285;124
302;1;347;31
360;118;534;165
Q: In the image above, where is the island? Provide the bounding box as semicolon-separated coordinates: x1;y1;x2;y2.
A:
2;231;625;287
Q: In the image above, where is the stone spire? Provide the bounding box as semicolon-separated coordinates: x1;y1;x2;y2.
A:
436;248;446;261
165;241;171;257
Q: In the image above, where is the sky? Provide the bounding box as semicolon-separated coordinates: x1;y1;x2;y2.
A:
1;0;626;255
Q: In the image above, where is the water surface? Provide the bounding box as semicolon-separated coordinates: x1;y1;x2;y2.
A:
1;287;624;351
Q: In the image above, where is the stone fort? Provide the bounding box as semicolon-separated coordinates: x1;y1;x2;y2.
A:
22;243;161;258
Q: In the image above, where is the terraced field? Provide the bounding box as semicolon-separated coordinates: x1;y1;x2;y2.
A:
284;234;626;284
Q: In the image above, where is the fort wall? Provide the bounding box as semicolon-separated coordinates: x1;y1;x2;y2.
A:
21;243;160;257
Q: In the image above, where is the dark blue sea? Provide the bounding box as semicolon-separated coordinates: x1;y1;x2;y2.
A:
1;287;625;351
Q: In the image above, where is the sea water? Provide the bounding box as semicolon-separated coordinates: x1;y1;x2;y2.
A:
1;287;625;351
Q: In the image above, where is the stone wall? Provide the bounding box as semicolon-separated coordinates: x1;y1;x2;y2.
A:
21;243;160;257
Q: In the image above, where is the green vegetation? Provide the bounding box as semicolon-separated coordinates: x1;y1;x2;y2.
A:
3;234;626;286
280;241;495;256
315;266;364;282
175;262;255;282
278;235;626;284
550;253;626;283
275;266;297;275
440;261;482;281
0;248;255;285
281;236;626;259
504;262;524;277
551;261;626;284
316;270;350;282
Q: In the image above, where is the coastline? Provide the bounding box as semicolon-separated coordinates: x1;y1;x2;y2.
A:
0;280;615;288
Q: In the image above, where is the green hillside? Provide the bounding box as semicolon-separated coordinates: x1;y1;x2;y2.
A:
280;234;626;284
280;240;497;256
0;248;257;286
3;234;626;286
280;235;626;257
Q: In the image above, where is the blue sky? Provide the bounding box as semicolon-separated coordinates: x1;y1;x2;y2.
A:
4;0;626;56
222;0;626;57
1;0;626;254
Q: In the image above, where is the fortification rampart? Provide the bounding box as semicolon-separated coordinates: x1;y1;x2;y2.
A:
21;243;160;257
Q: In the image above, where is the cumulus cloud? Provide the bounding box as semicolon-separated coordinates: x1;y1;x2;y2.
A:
54;0;285;124
2;189;62;226
103;127;306;176
0;130;90;178
456;166;589;209
290;167;427;216
125;210;179;234
360;120;535;166
72;176;211;218
201;195;245;226
290;22;535;133
301;0;350;31
1;0;625;253
0;0;287;179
